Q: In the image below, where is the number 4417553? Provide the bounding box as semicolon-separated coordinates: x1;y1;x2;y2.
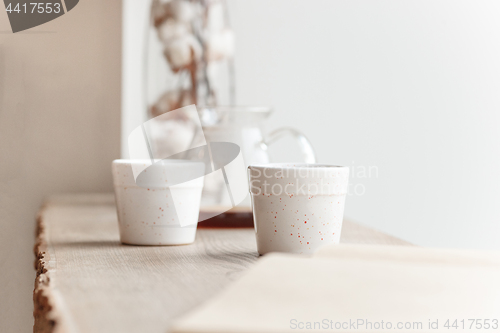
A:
444;319;498;330
5;3;61;14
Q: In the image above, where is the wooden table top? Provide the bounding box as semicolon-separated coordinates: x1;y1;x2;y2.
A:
33;194;410;333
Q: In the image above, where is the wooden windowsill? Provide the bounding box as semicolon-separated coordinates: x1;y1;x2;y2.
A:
33;193;410;333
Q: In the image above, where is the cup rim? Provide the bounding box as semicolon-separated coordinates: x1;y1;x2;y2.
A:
112;159;205;188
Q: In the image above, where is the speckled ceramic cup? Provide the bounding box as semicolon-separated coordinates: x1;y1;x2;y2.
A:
248;164;349;255
112;160;204;246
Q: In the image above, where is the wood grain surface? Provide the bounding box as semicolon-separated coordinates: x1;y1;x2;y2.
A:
33;194;410;333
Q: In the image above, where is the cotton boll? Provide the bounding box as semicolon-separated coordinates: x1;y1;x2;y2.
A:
206;2;225;32
170;0;194;23
158;19;188;44
164;34;202;70
151;0;169;27
165;38;191;69
205;29;234;61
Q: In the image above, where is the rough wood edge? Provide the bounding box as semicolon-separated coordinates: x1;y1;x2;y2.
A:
33;206;59;333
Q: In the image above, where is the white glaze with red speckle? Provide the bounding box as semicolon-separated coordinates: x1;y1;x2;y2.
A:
112;160;204;245
248;164;349;255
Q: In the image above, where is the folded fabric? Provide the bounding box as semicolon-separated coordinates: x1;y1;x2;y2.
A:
171;244;500;333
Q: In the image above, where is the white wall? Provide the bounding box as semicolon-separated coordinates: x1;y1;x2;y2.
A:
124;0;500;250
228;0;500;250
0;1;121;332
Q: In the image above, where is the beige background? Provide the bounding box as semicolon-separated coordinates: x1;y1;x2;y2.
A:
0;1;122;332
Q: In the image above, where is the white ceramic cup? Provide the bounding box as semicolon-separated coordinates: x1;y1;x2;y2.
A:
248;163;349;255
112;159;204;245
